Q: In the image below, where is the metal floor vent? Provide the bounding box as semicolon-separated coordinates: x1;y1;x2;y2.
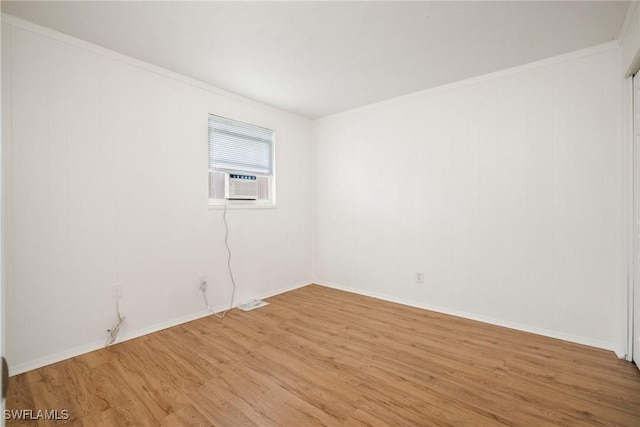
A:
237;300;269;311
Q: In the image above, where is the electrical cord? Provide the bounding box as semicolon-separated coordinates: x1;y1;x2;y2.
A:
203;200;237;318
105;299;124;346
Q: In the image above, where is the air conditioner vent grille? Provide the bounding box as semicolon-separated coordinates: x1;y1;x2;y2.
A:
225;173;259;200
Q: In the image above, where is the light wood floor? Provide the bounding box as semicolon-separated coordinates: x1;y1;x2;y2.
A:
6;284;640;426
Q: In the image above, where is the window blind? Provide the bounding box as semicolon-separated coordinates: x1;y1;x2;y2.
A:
208;114;273;175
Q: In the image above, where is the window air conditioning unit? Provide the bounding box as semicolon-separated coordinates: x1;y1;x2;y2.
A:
225;173;258;200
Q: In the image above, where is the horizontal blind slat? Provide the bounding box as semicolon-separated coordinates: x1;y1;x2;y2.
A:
208;114;273;175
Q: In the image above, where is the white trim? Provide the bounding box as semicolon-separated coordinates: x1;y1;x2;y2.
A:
9;310;208;376
0;13;5;425
208;201;277;210
315;281;618;354
1;13;617;125
316;41;620;123
0;13;308;123
624;74;635;362
618;1;638;44
8;281;312;376
240;280;311;306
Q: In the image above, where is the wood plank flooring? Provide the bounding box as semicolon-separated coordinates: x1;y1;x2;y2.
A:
6;284;640;426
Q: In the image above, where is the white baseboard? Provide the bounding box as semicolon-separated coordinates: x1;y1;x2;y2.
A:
315;281;617;353
13;279;615;375
9;280;312;376
242;280;312;305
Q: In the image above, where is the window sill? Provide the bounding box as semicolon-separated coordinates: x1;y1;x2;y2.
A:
208;200;277;210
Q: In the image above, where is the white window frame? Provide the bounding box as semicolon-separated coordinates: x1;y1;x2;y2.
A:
207;114;276;209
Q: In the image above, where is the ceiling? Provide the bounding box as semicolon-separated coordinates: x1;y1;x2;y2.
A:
1;1;630;119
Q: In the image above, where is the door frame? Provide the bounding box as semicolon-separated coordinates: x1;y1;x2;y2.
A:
627;73;635;363
626;62;640;365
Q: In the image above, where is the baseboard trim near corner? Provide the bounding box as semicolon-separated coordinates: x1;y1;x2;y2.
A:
246;280;313;304
9;280;313;376
314;281;616;353
8;309;214;376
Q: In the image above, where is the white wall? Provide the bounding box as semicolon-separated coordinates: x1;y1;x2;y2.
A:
2;18;312;373
1;12;627;374
313;45;623;352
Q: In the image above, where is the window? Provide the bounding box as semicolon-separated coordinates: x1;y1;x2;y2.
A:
208;114;275;205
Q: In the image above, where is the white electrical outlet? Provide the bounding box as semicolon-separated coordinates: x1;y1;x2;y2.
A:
199;275;207;291
415;272;424;283
112;283;123;299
